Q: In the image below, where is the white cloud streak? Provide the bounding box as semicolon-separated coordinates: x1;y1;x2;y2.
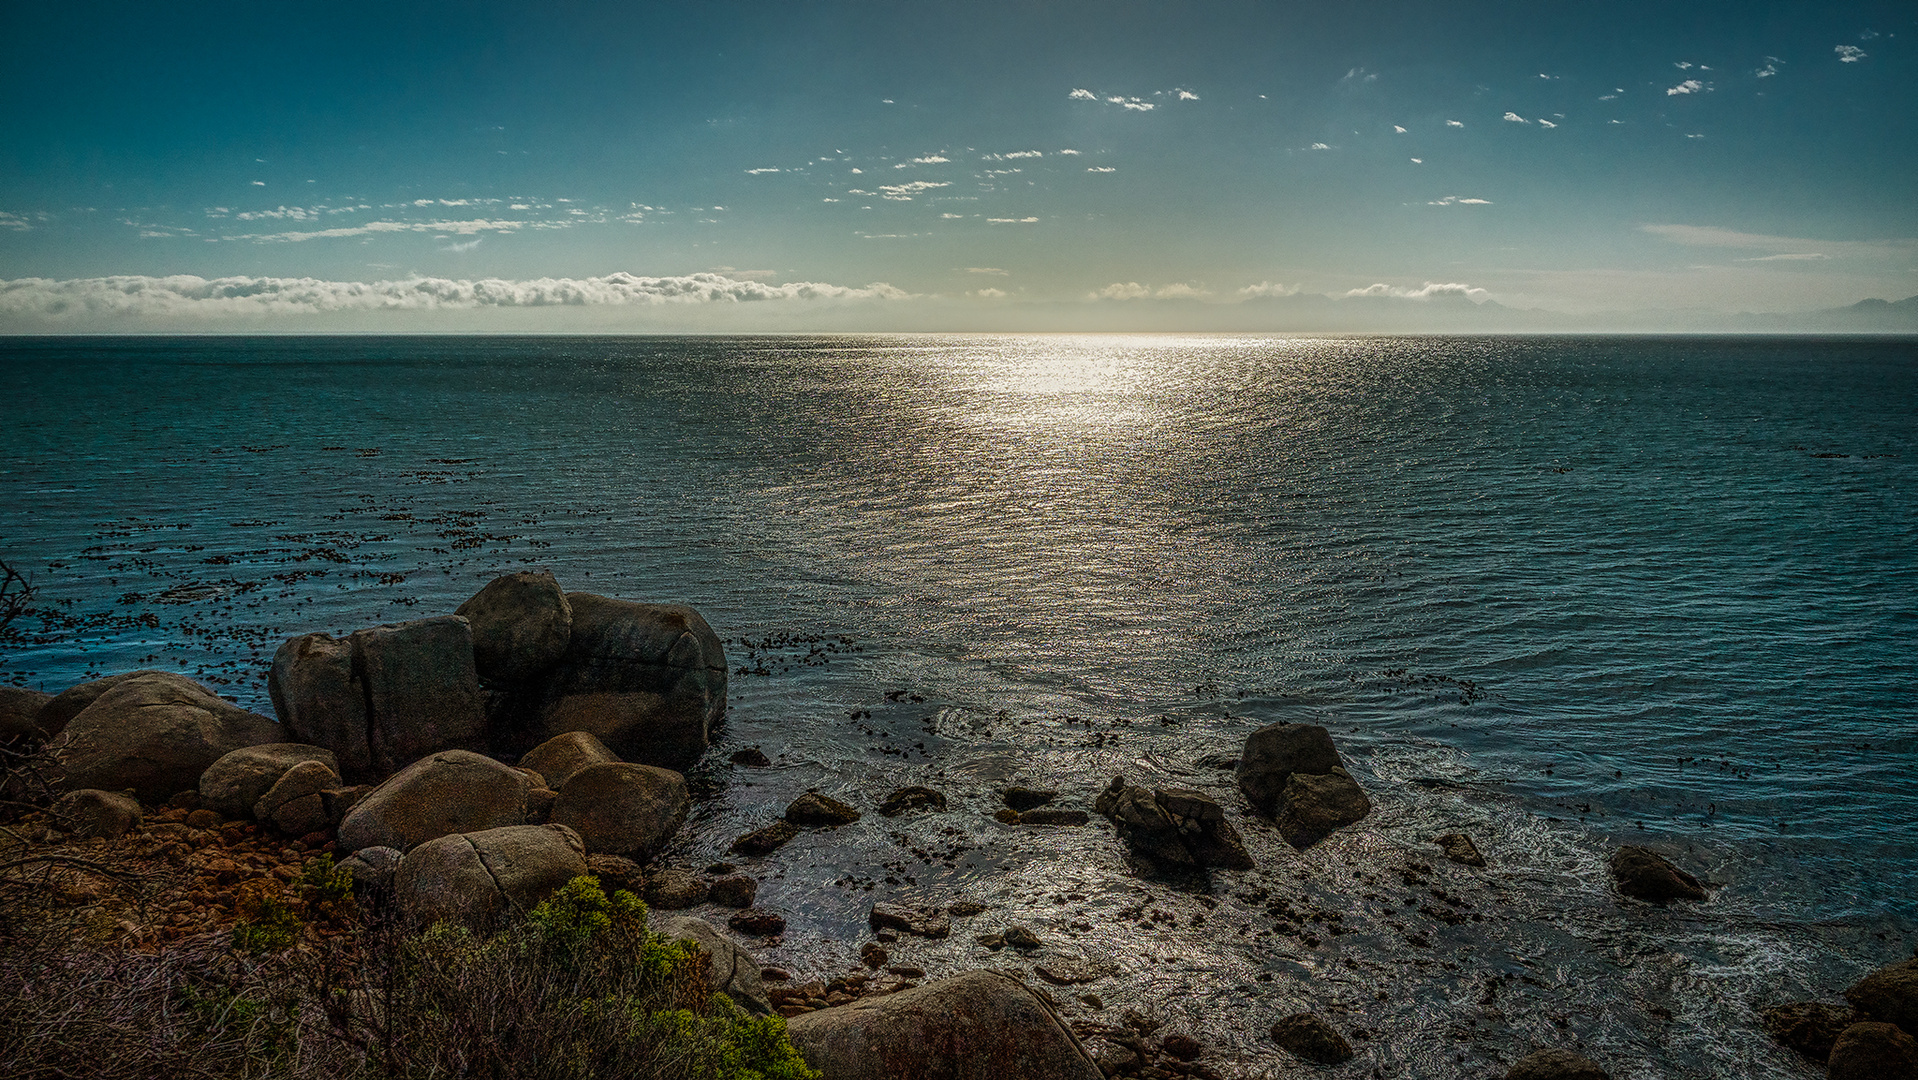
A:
1667;79;1708;95
1343;282;1488;300
1835;45;1867;63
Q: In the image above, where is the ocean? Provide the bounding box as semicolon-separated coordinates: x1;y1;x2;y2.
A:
2;333;1914;1077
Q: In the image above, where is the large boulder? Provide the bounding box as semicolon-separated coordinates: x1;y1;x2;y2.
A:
550;762;689;861
1235;723;1346;814
1609;846;1708;903
55;672;282;802
518;730;620;791
653;914;772;1015
1848;958;1918;1035
1273;769;1372;849
1093;778;1254;870
785;970;1104;1080
51;789;143;839
267;633;370;779
1828;1023;1918;1080
199;743;340;820
532;594;727;771
456;571;573;689
38;671;168;740
0;686;55;743
393;824;586;930
337;750;530;853
351;616;488;777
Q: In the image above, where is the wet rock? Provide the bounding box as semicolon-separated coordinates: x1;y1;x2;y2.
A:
709;874;758;908
993;807;1023;825
534;594;727;772
784;969;1105;1080
655;913;772;1014
337;749;530;853
351;616;489;778
878;786;946;816
1270;1013;1354;1065
1161;1033;1202;1061
456;570;573;689
1761;1001;1858;1060
869;902;951;939
1273;770;1372;850
1235;723;1347;815
645;868;710;910
255;759;340;835
517;730;619;792
948;900;988;917
51;789;142;840
201;743;339;821
1094;1042;1140;1075
1609;846;1708;903
728;909;786;936
1033;958;1102;985
731;820;799;856
730;747;771;767
0;686;55;744
861;942;890;968
585;853;645;897
1017;808;1090;827
1435;832;1487;867
1095;778;1195;865
1848;957;1918;1035
1002;925;1043;950
550;762;689;861
1155;787;1255;868
1001;787;1057;812
393;823;587;930
1504;1048;1610;1080
338;846;403;892
1094;778;1254;869
1828;1021;1918;1080
786;791;862;827
57;672;283;802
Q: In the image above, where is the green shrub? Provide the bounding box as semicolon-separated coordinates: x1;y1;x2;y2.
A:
231;880;301;955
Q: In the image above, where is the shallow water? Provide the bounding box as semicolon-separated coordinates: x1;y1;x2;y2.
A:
2;334;1914;1076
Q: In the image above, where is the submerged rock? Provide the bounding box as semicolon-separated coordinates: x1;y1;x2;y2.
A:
878;786;946;816
731;820;799;856
1760;1001;1858;1061
1273;770;1372;849
1001;787;1056;812
785;791;862;827
1270;1013;1354;1065
1094;778;1254;870
1504;1048;1610;1080
1435;832;1487;867
1609;846;1708;903
869;902;950;939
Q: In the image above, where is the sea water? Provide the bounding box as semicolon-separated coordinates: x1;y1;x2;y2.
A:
2;334;1913;1077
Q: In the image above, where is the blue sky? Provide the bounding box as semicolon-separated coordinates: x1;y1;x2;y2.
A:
1;1;1912;330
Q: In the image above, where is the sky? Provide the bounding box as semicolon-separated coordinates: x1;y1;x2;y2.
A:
1;0;1914;332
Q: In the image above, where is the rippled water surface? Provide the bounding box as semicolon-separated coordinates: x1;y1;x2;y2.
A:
2;334;1914;1077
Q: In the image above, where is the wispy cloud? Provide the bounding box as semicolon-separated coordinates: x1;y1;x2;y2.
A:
1309;142;1332;150
1068;88;1096;100
1667;79;1709;95
1538;119;1557;129
440;237;483;253
1739;253;1830;262
0;211;39;232
1446;119;1465;128
1640;223;1918;261
1428;196;1493;206
1504;112;1528;123
1086;166;1116;173
745;167;782;174
235;218;530;243
1090;282;1207;300
1835;45;1867;63
876;180;951;200
894;155;951;168
1343;282;1488;300
1174;89;1199;101
1237;281;1297;298
966;267;1007;275
1756;57;1783;78
987;217;1039;224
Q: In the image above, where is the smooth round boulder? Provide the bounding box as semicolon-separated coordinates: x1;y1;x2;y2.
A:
255;759;341;835
1828;1022;1918;1080
785;970;1104;1080
550;761;689;861
51;789;143;840
1273;769;1373;849
1235;723;1346;815
786;791;862;827
337;749;530;853
55;672;283;802
1609;846;1708;903
0;686;55;743
654;914;773;1015
200;743;340;820
38;671;166;739
456;571;573;688
1504;1047;1610;1080
393;823;587;930
1849;958;1918;1035
517;730;620;791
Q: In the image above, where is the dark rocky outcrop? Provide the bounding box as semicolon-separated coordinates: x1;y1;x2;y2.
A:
550;762;689;861
1270;1013;1354;1065
55;672;282;802
1235;723;1370;848
786;791;862;827
709;874;757;908
728;908;786;936
1761;1001;1858;1061
200;743;340;820
585;853;646;897
1849;958;1918;1035
1828;1022;1918;1080
1609;846;1708;903
654;913;773;1015
1273;770;1373;849
51;789;143;839
784;970;1104;1080
1000;787;1056;812
1504;1048;1610;1080
337;749;530;853
1435;832;1487;867
455;570;573;689
878;786;946;816
731;820;799;856
517;730;619;792
393;823;587;930
1093;778;1254;870
1017;808;1090;827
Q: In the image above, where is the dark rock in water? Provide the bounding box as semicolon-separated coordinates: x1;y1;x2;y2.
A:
645;868;710;910
456;571;572;689
1018;808;1090;827
534;593;727;773
337;749;530;853
728;908;786;936
1848;957;1918;1035
199;743;338;820
861;942;889;968
1828;1021;1918;1080
1160;1033;1202;1061
1760;1001;1858;1060
654;914;772;1015
947;900;988;917
869;902;951;939
51;789;142;840
1093;777;1254;869
1273;768;1371;850
1270;1013;1354;1064
730;820;799;856
586;853;646;897
709;874;758;908
0;686;55;744
1235;723;1346;815
730;747;771;767
518;730;619;791
1033;958;1102;985
878;786;946;816
993;807;1023;825
1504;1048;1610;1080
1001;786;1057;811
785;791;862;827
57;672;283;802
1002;925;1043;950
1194;752;1239;771
1435;832;1487;867
1609;846;1708;903
550;761;689;861
352;616;489;778
394;823;587;931
784;970;1105;1080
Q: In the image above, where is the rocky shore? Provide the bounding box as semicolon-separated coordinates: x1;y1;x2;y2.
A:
2;571;1913;1079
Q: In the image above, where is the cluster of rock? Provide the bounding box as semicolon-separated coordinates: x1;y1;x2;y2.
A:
1233;722;1372;849
1093;778;1253;870
1761;956;1918;1078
